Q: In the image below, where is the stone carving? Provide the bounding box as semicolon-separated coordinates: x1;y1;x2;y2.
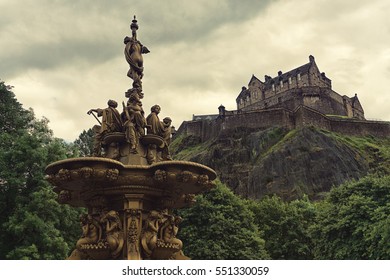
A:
106;168;119;181
178;171;196;183
101;210;124;259
184;194;196;205
87;100;123;157
76;214;102;251
153;169;167;183
140;209;185;259
79;167;93;179
160;215;183;250
197;174;209;186
58;168;71;181
126;209;142;260
141;210;161;258
58;190;71;203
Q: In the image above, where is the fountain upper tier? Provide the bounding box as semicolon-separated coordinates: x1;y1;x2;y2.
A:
45;157;216;209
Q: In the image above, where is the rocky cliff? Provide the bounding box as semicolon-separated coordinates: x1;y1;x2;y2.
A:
170;126;390;200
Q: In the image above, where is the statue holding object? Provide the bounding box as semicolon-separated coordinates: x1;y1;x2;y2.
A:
124;16;150;94
87;100;122;157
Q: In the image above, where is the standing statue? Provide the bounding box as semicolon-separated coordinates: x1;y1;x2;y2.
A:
122;91;147;153
87;100;122;157
124;16;149;94
146;105;173;161
146;105;164;135
161;117;173;146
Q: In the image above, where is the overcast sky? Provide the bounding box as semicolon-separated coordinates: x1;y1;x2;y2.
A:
1;0;389;141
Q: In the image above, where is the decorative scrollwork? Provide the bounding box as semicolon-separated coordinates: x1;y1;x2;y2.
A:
58;168;71;181
58;190;72;203
106;168;119;181
153;169;167;183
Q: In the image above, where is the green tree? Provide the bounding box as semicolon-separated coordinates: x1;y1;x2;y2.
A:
249;195;316;259
0;81;83;259
4;186;81;259
177;181;269;259
73;128;94;157
312;175;390;259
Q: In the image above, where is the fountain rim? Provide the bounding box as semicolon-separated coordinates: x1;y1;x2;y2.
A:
45;157;217;180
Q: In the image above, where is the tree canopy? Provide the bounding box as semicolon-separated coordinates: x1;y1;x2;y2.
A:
312;175;390;259
177;181;269;259
0;81;83;259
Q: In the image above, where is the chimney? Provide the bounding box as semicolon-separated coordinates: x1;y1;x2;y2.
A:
309;55;315;63
278;71;282;76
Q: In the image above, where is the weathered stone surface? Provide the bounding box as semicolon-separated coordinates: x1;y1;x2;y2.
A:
172;126;373;200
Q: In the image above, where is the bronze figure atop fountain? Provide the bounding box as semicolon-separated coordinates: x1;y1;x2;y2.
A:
124;15;150;96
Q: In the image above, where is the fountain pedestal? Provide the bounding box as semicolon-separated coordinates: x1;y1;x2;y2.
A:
45;135;216;259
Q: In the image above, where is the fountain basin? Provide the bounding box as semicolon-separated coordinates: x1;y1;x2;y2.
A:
45;157;216;209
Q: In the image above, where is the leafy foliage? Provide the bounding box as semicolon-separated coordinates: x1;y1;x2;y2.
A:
73;128;94;157
0;81;83;259
311;175;390;259
177;181;269;259
249;195;316;259
4;187;80;259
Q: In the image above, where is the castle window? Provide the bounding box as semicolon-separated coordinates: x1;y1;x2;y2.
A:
280;80;283;88
297;73;301;81
272;84;275;91
288;77;292;84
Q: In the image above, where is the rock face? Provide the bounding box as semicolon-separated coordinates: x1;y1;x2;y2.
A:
171;126;378;200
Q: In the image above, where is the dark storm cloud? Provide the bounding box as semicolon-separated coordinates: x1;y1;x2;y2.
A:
0;0;274;79
138;0;275;45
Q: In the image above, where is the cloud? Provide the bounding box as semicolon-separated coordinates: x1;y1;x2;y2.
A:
1;0;389;141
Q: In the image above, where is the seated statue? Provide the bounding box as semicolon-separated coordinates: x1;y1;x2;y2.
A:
101;210;124;259
76;214;102;250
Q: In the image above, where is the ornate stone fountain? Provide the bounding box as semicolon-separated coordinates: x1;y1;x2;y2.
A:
45;16;216;260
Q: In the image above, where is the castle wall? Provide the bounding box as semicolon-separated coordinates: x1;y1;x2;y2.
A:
178;106;390;141
241;86;350;119
330;118;390;138
223;108;295;132
294;106;331;130
302;88;347;116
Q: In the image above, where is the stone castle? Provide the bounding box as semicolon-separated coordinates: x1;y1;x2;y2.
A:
236;55;364;119
178;55;390;140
